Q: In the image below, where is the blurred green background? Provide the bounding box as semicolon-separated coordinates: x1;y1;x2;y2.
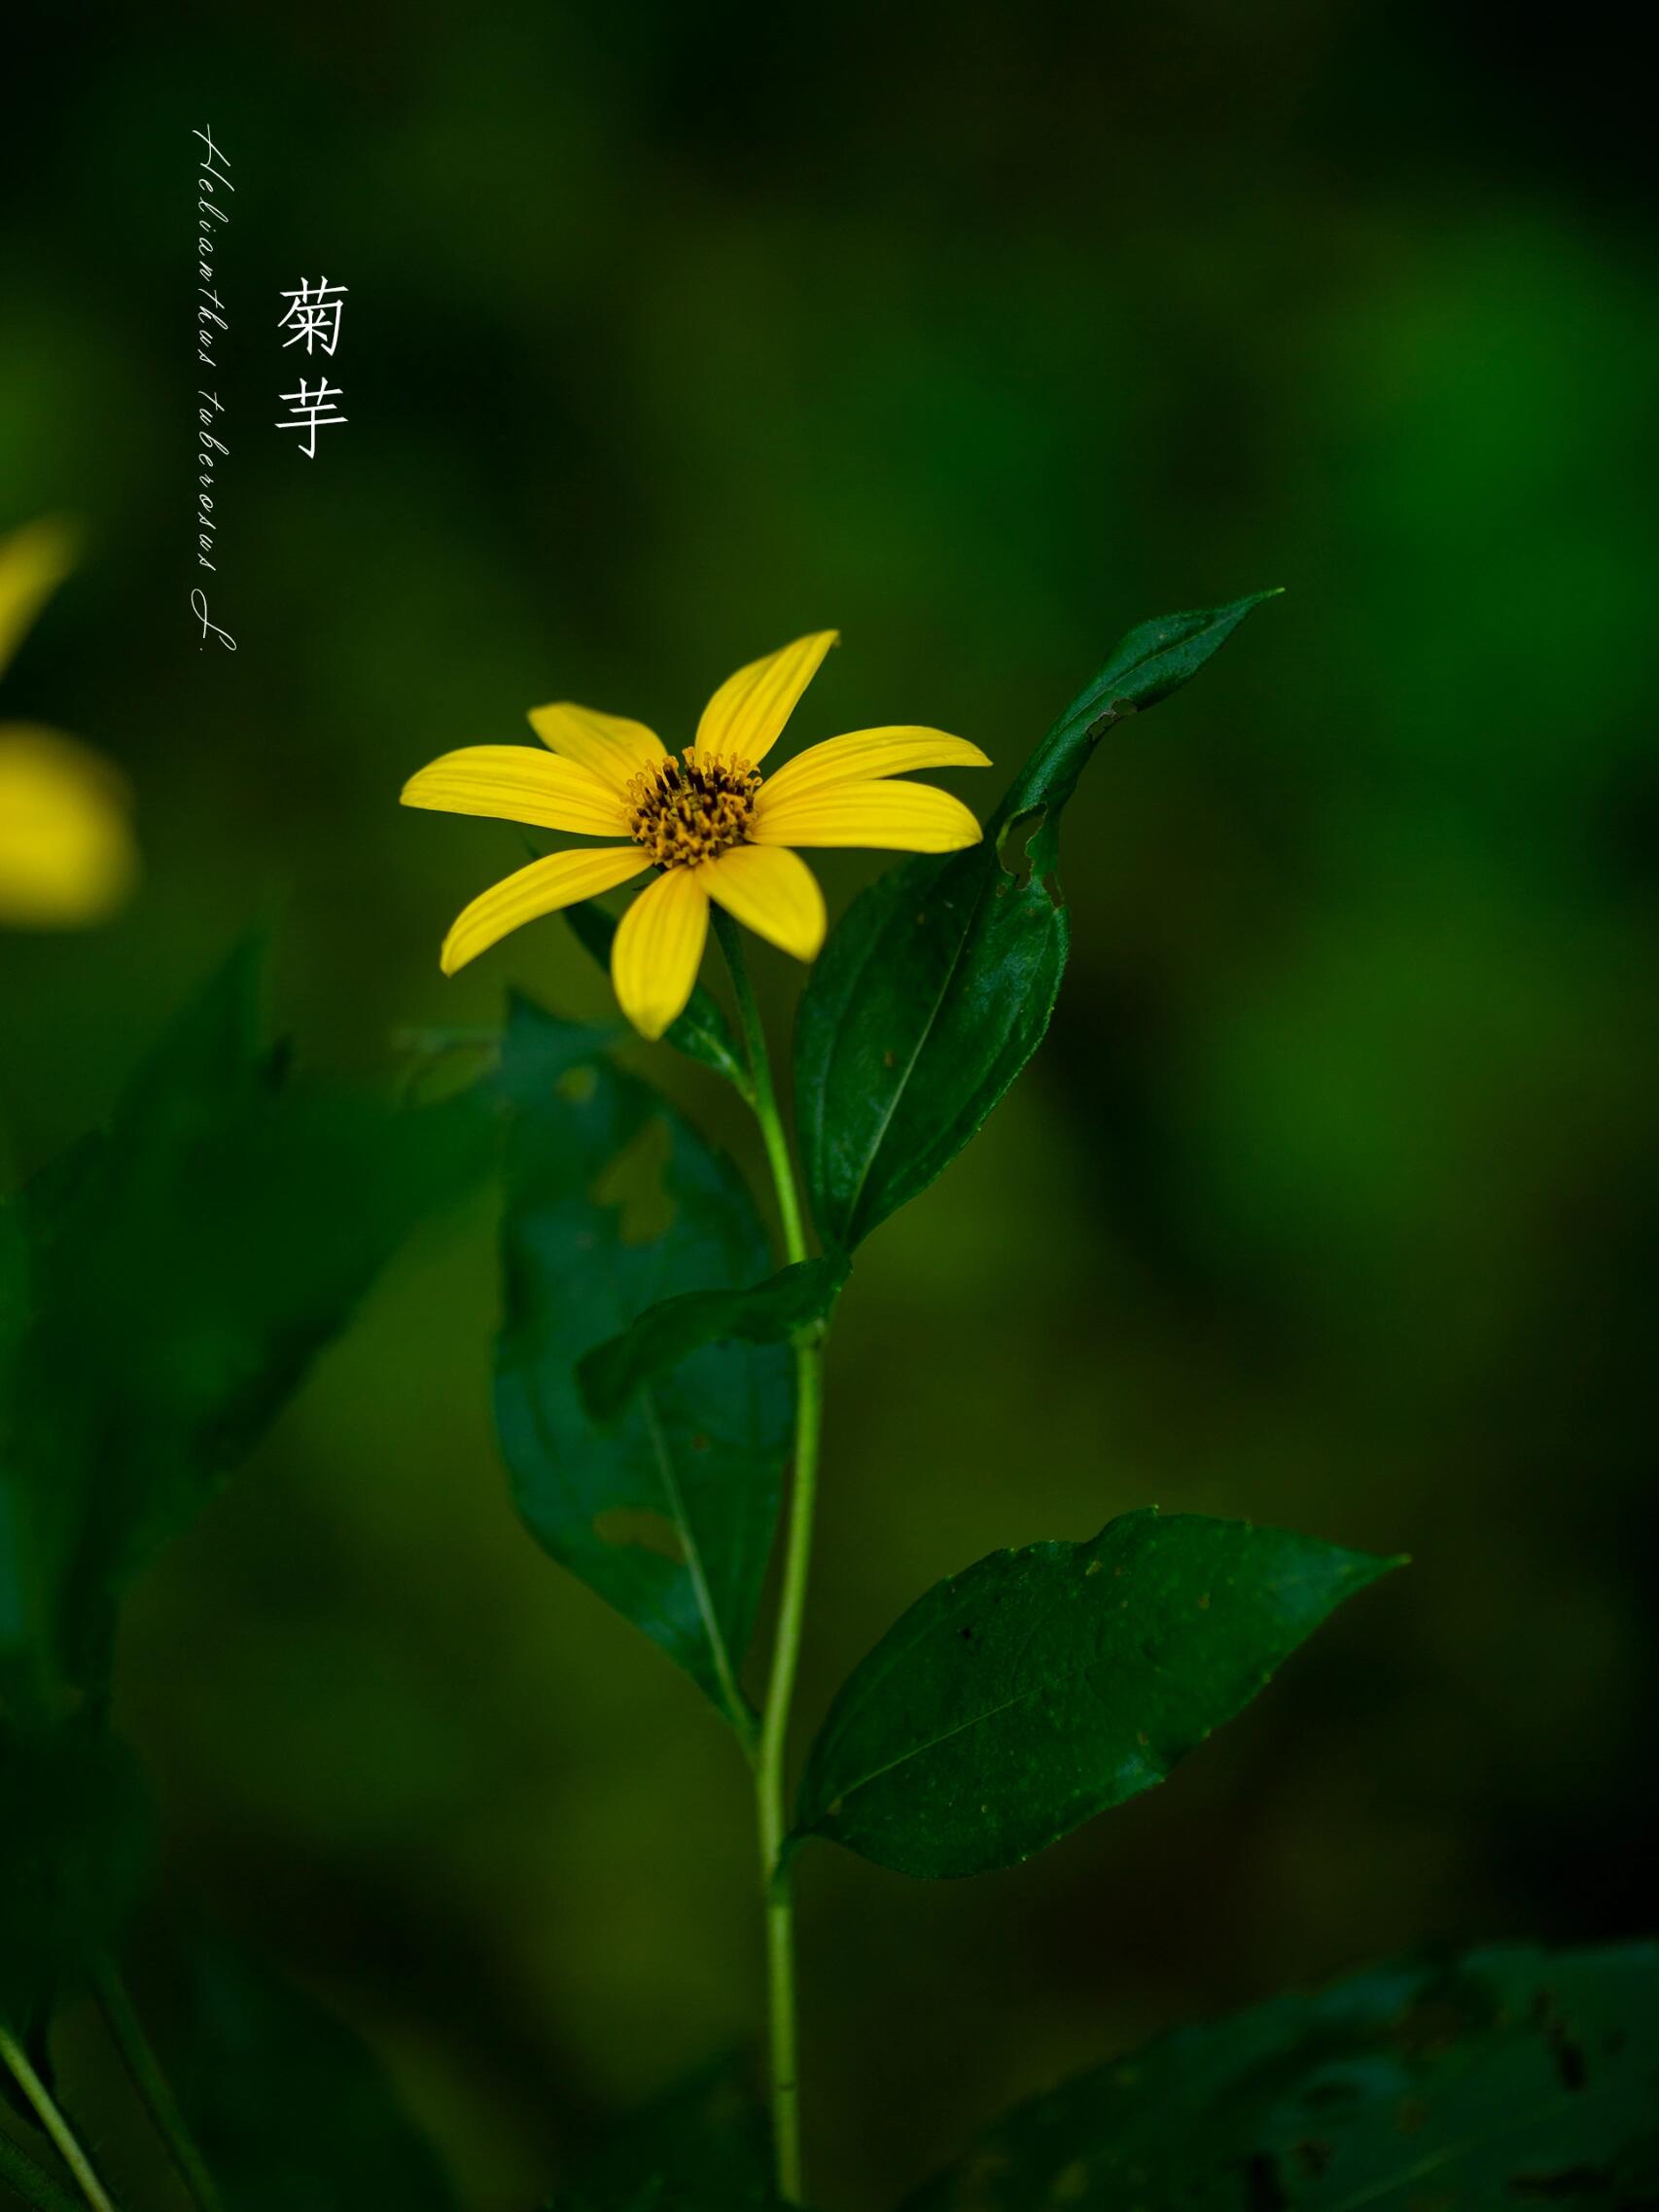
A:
3;4;1655;2206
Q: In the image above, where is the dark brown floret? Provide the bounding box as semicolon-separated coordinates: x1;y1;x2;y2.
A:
626;749;760;868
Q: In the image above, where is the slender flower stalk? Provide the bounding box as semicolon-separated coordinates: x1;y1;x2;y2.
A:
0;2024;121;2212
716;910;822;2206
91;1959;224;2212
403;629;990;2201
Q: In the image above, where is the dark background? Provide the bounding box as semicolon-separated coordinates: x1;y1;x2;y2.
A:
2;5;1654;2207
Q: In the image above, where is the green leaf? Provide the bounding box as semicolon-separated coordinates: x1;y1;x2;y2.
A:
494;995;790;1728
0;938;492;1698
992;590;1285;866
577;1252;847;1423
0;1718;151;2034
159;1938;458;2212
792;1508;1396;1878
565;899;752;1097
547;2059;790;2209
796;591;1279;1249
0;2130;83;2212
900;1943;1659;2212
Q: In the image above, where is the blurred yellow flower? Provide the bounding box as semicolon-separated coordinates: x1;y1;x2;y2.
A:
0;519;137;929
403;631;988;1038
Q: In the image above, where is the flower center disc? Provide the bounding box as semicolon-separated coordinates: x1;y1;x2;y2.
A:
626;749;760;868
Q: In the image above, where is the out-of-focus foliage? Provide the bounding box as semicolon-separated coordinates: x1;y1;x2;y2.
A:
0;1719;150;2036
158;1938;458;2212
1;3;1653;2207
0;945;487;2109
1;940;489;1702
547;2059;786;2211
904;1944;1659;2212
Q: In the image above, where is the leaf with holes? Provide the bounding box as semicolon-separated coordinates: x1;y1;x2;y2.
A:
792;1508;1396;1878
795;591;1280;1249
494;994;791;1728
900;1943;1659;2211
577;1253;847;1424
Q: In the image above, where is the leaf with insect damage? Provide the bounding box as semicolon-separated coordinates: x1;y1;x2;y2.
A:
494;995;791;1729
900;1943;1659;2212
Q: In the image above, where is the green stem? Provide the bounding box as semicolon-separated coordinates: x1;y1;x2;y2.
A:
0;2028;119;2212
714;912;822;2208
756;1338;821;2206
91;1961;224;2212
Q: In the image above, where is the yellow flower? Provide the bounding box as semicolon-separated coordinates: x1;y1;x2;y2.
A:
0;518;138;929
402;631;989;1038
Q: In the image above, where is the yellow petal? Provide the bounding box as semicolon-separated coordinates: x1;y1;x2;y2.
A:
441;845;647;974
402;746;630;837
0;725;137;928
610;866;709;1038
752;777;983;853
695;630;838;766
701;843;826;962
759;726;990;805
0;518;77;682
527;700;665;795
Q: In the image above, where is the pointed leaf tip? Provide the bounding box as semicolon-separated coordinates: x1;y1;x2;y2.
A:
797;591;1278;1248
794;1509;1394;1877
